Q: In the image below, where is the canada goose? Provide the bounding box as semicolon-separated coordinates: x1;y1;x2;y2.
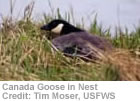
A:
41;19;113;60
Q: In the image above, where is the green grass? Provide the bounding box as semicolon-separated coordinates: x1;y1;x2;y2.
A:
0;1;140;81
0;18;122;81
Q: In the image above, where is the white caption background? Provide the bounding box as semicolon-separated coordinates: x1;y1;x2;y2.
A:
0;81;140;101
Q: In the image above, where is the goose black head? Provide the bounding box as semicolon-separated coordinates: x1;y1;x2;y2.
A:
41;19;83;36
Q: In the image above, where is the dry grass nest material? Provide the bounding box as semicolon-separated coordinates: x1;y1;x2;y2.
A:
89;46;140;81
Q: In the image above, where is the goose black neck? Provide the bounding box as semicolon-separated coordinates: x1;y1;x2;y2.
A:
60;24;84;35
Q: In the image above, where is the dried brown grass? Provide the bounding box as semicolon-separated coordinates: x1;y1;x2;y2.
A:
108;49;140;80
92;48;140;81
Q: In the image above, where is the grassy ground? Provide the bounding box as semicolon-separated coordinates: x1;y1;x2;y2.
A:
0;1;140;81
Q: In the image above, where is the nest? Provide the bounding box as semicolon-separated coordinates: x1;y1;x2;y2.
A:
107;49;140;80
87;44;140;81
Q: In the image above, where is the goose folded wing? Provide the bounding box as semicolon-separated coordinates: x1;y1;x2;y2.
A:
52;33;102;60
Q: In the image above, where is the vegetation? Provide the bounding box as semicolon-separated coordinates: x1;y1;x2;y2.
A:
0;1;140;81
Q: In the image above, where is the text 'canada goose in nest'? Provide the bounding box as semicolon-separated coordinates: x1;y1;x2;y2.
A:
41;19;113;61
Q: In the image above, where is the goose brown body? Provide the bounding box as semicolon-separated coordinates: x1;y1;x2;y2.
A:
41;19;113;60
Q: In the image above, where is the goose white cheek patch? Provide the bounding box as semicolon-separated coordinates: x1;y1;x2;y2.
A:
51;23;64;33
